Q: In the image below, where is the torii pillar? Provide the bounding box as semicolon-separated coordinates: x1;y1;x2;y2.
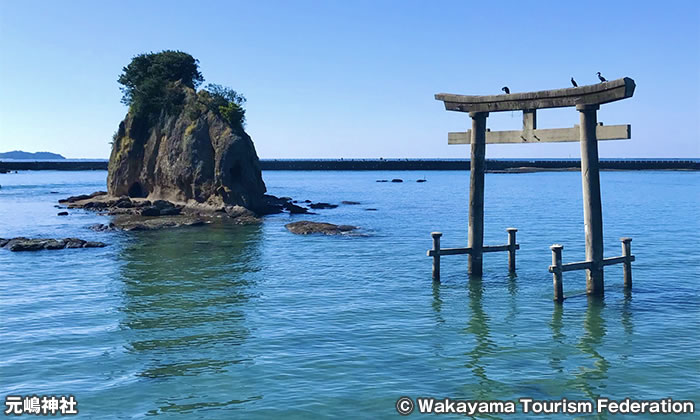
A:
578;104;604;294
468;112;487;275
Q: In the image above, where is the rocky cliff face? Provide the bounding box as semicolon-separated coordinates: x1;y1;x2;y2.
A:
107;86;267;212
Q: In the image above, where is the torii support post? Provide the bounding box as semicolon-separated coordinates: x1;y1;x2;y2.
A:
468;112;488;276
578;104;604;296
431;232;442;281
550;244;564;303
621;237;632;289
507;228;518;272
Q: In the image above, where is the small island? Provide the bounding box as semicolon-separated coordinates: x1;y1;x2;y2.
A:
0;151;65;160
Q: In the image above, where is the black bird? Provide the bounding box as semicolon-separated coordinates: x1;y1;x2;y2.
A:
597;72;607;83
501;86;510;94
571;77;578;87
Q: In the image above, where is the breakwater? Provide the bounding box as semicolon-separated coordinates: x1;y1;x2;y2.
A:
1;159;698;172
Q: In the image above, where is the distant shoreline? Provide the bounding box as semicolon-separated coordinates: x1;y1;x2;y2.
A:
0;159;698;172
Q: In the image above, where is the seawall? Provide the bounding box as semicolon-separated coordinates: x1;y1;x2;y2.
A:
1;159;698;172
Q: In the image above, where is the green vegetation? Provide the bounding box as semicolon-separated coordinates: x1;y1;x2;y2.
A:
203;84;247;128
118;50;203;116
117;51;247;128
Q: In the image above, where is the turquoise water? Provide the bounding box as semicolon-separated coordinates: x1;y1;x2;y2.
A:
1;170;698;419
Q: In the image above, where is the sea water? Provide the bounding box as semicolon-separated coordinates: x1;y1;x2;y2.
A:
0;170;698;418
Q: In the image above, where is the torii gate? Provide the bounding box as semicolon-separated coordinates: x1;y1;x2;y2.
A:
429;78;636;300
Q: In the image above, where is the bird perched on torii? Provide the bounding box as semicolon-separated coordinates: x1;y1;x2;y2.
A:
571;77;578;87
501;86;510;94
597;72;607;83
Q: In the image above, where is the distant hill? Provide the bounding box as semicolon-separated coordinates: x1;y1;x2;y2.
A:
0;151;65;160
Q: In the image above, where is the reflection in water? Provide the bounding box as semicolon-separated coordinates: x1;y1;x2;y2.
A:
463;276;498;399
549;303;566;373
506;273;518;332
431;281;444;325
621;291;634;336
117;222;263;412
620;291;634;362
572;298;609;401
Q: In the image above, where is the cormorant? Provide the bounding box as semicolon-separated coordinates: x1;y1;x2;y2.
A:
501;86;510;94
597;72;607;83
571;77;578;87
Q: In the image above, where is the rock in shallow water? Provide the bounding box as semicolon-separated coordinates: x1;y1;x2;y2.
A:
285;221;357;235
309;202;338;209
0;237;107;252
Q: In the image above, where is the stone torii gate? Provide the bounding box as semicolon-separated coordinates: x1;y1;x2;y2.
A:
430;78;636;300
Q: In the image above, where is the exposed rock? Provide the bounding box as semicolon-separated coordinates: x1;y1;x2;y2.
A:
365;208;378;211
376;180;388;182
284;202;309;214
107;86;268;212
114;197;134;208
0;237;107;252
261;194;289;214
285;221;357;235
391;179;403;183
89;223;117;232
416;179;427;183
309;202;338;209
59;191;107;203
57;211;69;216
223;206;261;224
61;192;260;230
341;201;360;205
159;207;182;216
140;206;161;217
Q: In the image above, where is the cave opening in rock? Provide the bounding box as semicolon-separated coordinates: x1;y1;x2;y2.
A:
230;162;242;181
128;182;145;198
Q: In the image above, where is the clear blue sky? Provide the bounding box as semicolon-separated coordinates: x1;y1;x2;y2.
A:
1;1;698;159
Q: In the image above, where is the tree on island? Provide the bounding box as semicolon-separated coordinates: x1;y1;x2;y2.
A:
117;50;247;128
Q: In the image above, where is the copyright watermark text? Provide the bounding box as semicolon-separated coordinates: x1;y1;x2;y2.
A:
395;397;695;416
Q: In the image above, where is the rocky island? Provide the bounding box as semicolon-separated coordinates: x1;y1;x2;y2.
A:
63;51;287;229
49;51;359;235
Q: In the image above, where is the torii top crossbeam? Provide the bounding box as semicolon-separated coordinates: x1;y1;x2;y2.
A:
435;77;635;113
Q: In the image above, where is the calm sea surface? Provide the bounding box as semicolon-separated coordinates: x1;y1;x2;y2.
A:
1;170;698;419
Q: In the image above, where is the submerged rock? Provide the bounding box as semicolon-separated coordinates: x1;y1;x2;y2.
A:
285;221;357;235
0;237;106;252
341;201;360;205
111;215;206;231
